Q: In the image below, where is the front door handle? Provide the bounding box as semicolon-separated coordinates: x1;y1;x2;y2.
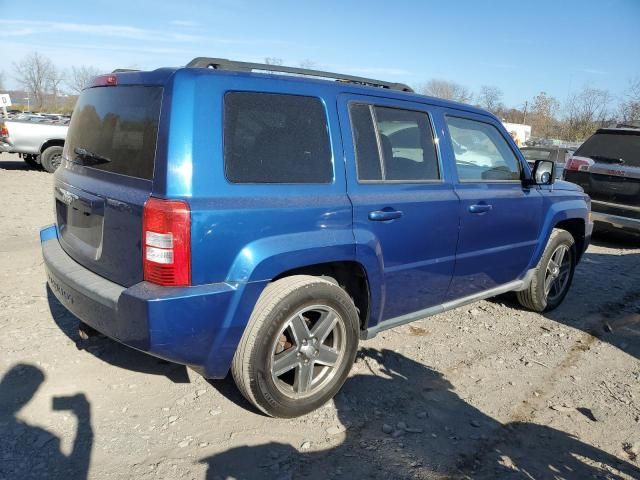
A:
469;203;492;214
369;209;403;222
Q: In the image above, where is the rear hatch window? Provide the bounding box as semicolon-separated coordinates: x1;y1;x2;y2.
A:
575;131;640;167
522;149;552;161
63;86;162;179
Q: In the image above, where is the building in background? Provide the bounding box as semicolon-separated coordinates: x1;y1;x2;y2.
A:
502;122;531;147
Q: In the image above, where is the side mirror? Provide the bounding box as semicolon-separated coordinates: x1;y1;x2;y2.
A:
531;159;555;185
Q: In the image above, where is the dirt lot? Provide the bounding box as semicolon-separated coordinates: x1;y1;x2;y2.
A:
1;151;639;480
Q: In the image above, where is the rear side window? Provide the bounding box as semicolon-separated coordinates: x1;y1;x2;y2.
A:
64;86;162;180
224;92;332;183
576;132;640;167
446;116;521;181
349;103;440;182
350;104;383;180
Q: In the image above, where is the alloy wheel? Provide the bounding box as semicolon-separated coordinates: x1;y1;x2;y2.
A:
544;244;572;303
270;305;346;399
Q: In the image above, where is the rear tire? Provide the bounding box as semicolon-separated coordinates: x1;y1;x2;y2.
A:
41;146;64;173
232;275;359;418
517;229;576;312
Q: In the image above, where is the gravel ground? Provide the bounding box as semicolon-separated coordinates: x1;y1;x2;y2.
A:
1;151;639;480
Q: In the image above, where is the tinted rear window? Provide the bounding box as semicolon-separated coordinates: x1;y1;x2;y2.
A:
64;86;162;180
576;132;640;167
224;92;332;183
521;149;552;161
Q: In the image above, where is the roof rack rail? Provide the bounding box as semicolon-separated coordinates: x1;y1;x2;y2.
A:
186;57;413;93
112;69;140;73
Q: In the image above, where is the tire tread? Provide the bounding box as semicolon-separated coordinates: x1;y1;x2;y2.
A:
231;275;339;415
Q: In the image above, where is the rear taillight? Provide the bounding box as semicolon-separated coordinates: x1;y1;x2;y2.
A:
565;156;593;172
0;122;8;137
142;197;191;286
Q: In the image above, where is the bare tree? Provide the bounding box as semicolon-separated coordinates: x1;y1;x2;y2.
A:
264;57;283;66
0;70;5;91
564;87;612;141
299;59;316;69
66;65;101;94
529;91;560;137
619;77;640;123
477;85;503;114
421;79;472;104
46;66;66;110
13;52;54;110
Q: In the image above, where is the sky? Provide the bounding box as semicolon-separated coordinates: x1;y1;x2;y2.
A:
1;0;638;109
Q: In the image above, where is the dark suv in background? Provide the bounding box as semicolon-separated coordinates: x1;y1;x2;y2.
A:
565;127;640;236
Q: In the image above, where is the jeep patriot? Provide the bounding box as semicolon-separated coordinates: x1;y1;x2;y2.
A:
41;58;593;417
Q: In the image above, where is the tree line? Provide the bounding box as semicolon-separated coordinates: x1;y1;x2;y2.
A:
422;78;640;142
2;52;638;142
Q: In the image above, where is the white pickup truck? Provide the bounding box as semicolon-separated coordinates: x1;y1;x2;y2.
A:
0;118;68;172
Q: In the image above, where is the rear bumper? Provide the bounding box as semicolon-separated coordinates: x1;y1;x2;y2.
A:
41;224;265;378
592;212;640;233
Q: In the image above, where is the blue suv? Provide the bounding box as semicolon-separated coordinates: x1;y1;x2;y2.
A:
41;58;592;417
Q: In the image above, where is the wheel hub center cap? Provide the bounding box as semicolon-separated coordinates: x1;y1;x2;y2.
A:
300;341;319;359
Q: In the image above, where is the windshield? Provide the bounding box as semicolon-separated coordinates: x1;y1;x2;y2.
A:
64;85;163;179
575;132;640;167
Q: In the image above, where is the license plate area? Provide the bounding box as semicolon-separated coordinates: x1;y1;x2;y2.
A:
55;185;105;260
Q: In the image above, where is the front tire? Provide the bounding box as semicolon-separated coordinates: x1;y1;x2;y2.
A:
41;145;64;173
517;229;576;312
232;275;359;418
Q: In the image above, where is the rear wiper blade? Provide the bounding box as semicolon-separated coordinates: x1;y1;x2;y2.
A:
73;147;112;165
590;154;624;164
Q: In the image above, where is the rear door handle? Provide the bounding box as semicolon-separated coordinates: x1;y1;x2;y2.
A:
469;204;492;214
368;209;403;222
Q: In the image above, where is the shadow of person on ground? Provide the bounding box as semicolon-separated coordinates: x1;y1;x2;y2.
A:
46;286;190;383
200;348;639;479
0;364;93;480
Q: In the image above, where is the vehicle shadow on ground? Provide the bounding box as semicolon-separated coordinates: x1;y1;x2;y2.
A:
497;230;640;360
0;159;33;171
46;286;191;383
0;363;93;480
201;348;639;479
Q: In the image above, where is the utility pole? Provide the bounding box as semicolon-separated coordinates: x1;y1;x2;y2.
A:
522;101;528;125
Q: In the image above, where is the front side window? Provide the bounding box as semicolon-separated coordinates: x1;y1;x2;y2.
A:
224;92;332;184
349;103;440;182
446;116;521;181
